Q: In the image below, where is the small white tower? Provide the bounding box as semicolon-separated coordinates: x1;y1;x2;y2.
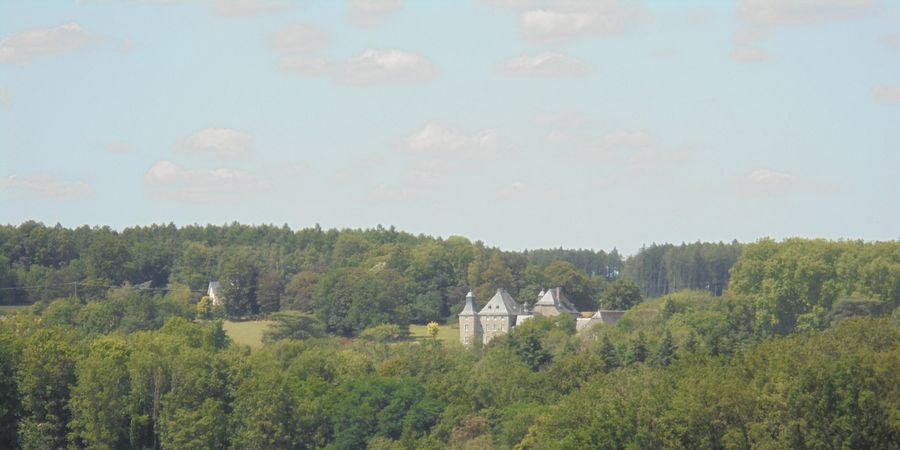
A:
458;291;482;346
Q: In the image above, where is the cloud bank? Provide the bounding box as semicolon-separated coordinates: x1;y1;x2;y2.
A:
177;128;253;158
2;173;92;200
144;160;270;203
0;23;93;64
500;52;590;76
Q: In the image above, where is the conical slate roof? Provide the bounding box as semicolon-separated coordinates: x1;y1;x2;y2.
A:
459;291;477;316
478;288;523;316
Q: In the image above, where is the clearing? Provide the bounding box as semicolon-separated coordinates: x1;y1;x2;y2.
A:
223;320;274;349
221;319;460;349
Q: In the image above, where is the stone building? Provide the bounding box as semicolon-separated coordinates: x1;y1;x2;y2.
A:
460;287;618;345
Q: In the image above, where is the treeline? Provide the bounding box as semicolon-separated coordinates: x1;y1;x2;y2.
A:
621;241;743;298
0;222;635;336
0;289;897;448
0;237;897;448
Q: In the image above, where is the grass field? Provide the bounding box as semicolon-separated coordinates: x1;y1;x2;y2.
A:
223;320;274;349
407;323;459;345
0;305;31;316
222;319;460;349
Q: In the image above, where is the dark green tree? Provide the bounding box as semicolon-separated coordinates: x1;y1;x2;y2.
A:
601;279;642;310
653;330;677;367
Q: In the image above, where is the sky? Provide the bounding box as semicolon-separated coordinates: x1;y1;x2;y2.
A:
0;0;898;255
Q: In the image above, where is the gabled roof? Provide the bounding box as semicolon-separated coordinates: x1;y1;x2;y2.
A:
535;287;579;314
478;288;523;316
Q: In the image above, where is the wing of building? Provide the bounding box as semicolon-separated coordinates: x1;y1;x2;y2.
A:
459;287;623;346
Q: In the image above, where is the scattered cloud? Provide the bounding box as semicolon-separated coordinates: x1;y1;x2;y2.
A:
654;48;676;59
177;128;253;158
269;24;329;54
368;184;420;201
404;122;502;157
885;32;900;50
106;141;132;154
736;168;839;195
144;160;270;203
733;0;875;62
481;0;542;9
737;0;875;26
531;108;593;129
557;128;692;174
0;23;93;64
731;46;775;62
499;51;590;76
340;49;436;85
279;55;333;75
347;0;403;27
872;86;900;103
2;173;92;200
731;27;775;62
209;0;291;17
496;181;558;201
281;163;310;176
279;49;436;85
519;1;646;42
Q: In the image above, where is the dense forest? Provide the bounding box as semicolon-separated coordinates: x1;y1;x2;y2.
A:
0;222;741;332
0;223;898;449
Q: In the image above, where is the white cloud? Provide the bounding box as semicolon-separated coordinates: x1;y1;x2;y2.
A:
520;1;645;42
144;160;270;203
731;45;774;62
872;86;900;103
733;0;874;62
737;0;874;26
269;24;328;54
404;122;501;157
496;181;558;201
499;51;590;76
279;55;333;75
2;173;92;200
558;129;692;174
177;128;253;158
0;23;93;64
599;130;655;150
347;0;403;27
209;0;290;17
279;49;436;85
106;141;132;154
531;108;592;129
368;184;419;201
737;168;838;195
340;49;435;85
885;32;900;51
481;0;542;9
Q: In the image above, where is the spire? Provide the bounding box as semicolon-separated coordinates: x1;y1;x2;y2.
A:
460;291;477;316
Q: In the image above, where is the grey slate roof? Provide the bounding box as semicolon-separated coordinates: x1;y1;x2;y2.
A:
459;291;478;316
535;287;579;314
478;288;524;316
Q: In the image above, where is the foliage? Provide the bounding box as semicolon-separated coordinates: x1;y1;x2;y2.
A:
263;311;326;343
623;241;742;298
0;225;897;449
600;278;642;310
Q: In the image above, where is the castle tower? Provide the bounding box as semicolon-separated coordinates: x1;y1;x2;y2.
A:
478;288;523;344
459;291;481;346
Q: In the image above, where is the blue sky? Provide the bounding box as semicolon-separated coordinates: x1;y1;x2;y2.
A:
1;0;898;254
